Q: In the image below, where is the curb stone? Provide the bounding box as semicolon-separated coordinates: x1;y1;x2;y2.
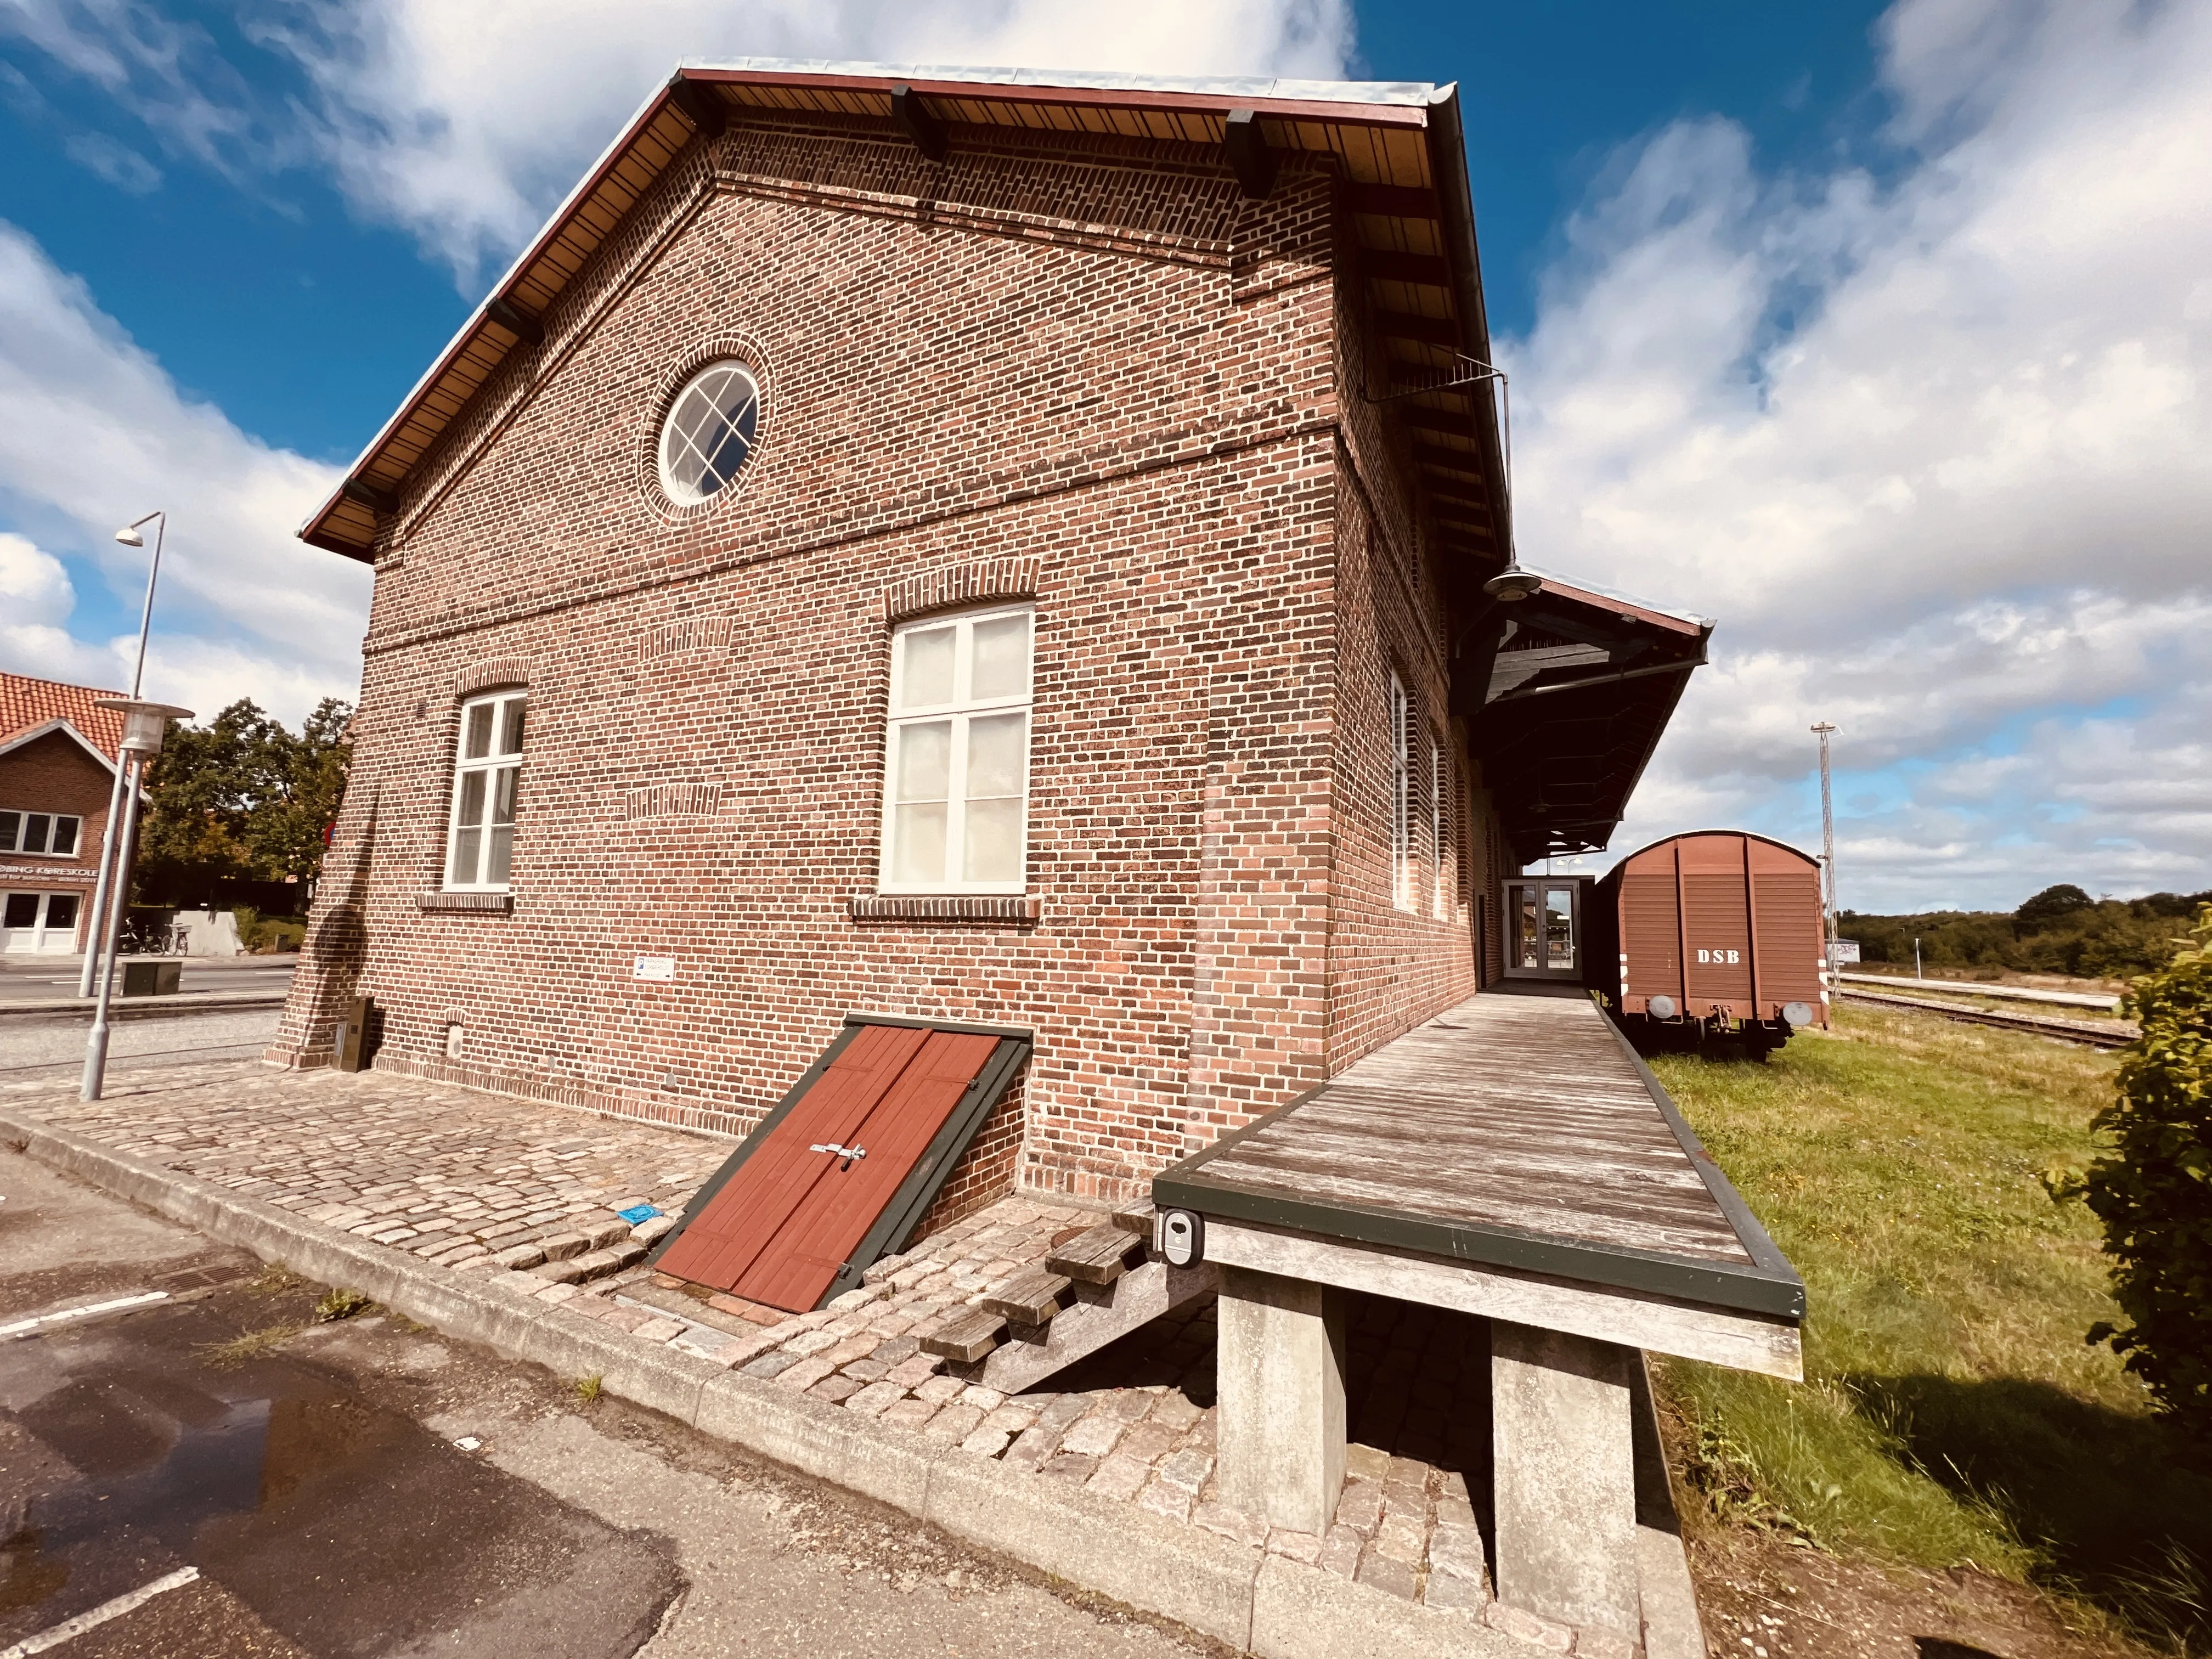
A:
2;1104;1675;1658
0;991;288;1019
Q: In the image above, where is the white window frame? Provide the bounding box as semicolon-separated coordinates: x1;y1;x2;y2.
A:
878;604;1035;896
443;691;527;893
1389;674;1412;912
0;810;83;859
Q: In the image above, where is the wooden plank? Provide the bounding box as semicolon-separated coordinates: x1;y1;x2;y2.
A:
1046;1223;1146;1285
1204;1219;1801;1380
982;1267;1072;1324
966;1262;1222;1393
921;1305;1006;1364
1110;1197;1156;1238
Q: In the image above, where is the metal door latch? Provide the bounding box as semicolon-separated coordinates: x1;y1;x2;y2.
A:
810;1142;866;1170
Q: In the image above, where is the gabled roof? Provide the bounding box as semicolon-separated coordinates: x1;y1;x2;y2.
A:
0;672;127;773
298;59;1511;582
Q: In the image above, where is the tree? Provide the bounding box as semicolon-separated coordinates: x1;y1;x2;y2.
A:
2017;882;2095;928
137;698;353;899
2079;905;2212;1437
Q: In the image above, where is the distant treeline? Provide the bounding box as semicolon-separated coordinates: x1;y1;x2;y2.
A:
1839;885;2212;981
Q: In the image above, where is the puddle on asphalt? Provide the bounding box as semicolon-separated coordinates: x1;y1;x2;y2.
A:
0;1351;385;1623
0;1306;684;1658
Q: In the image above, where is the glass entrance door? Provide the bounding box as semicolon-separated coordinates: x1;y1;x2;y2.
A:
1;891;83;954
1503;879;1582;981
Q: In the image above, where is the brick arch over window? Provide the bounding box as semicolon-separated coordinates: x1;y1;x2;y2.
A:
880;557;1040;626
453;659;533;698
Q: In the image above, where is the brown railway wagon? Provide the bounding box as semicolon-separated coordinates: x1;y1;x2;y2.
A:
1588;831;1829;1055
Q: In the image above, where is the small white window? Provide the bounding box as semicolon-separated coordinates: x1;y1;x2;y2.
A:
880;606;1033;894
658;359;761;505
444;692;526;891
0;811;82;857
1389;675;1412;912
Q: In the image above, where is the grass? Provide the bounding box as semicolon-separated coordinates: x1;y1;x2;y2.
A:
198;1322;303;1368
574;1374;602;1405
1654;1004;2212;1652
314;1288;373;1323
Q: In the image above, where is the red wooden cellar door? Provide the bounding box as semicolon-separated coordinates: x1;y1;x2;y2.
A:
654;1020;1015;1313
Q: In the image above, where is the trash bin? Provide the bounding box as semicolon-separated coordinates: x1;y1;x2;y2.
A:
120;957;183;997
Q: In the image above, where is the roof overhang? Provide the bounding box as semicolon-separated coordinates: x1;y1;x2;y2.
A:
1458;573;1713;864
297;59;1511;574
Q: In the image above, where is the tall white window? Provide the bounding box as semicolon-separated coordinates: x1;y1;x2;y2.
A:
881;606;1032;894
1431;738;1448;920
445;691;526;890
1389;674;1412;911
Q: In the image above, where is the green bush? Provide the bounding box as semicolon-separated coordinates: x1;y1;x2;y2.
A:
2080;904;2212;1437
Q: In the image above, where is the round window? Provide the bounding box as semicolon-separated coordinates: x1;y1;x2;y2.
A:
657;359;761;505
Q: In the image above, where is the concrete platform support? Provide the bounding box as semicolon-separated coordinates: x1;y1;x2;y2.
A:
1215;1266;1346;1534
1491;1320;1640;1644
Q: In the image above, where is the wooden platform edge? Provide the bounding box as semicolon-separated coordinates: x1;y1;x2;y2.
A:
1594;1007;1805;1286
1203;1218;1802;1380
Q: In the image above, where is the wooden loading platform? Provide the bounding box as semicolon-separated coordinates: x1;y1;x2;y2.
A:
1150;987;1805;1650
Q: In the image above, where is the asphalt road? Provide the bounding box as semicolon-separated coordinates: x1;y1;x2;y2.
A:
0;957;297;1005
0;1009;283;1079
0;1148;1212;1658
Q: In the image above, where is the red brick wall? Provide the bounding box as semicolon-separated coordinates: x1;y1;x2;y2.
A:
276;112;1488;1201
0;730;118;947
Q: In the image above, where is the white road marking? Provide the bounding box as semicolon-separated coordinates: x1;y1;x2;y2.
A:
0;1289;168;1340
0;1566;201;1656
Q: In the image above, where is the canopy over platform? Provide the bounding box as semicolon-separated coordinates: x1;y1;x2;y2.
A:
1457;575;1714;864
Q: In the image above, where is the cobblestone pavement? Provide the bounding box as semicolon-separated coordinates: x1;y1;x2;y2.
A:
7;1061;1509;1635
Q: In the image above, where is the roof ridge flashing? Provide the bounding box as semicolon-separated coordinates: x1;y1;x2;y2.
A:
673;57;1440;106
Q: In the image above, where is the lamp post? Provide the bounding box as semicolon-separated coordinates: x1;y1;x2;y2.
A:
1812;721;1838;977
81;696;193;1102
77;511;167;999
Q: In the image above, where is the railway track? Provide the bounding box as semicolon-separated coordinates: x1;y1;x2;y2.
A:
1837;986;2137;1049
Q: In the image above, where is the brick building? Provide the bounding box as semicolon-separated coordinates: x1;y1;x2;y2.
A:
0;673;129;955
275;63;1705;1214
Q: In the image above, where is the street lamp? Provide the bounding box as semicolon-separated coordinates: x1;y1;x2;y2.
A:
80;695;193;1101
1812;722;1838;975
77;510;168;999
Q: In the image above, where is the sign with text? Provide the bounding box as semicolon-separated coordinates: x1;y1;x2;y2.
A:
1830;939;1860;965
633;955;676;981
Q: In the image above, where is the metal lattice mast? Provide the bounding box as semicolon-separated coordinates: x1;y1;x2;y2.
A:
1812;722;1837;972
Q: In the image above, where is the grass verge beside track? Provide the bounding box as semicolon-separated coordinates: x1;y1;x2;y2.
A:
1652;1003;2212;1652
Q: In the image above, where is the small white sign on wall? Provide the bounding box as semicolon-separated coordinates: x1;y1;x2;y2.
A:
633;955;677;982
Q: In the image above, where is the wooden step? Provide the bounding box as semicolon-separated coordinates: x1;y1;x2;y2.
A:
1110;1197;1156;1238
920;1305;1006;1363
1045;1223;1148;1286
982;1267;1073;1325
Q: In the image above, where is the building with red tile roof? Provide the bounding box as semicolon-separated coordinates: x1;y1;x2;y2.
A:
1;672;129;953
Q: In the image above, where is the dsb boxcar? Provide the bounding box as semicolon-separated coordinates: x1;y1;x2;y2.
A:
1587;831;1829;1054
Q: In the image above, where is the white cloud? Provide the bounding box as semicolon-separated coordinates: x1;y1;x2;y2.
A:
0;529;125;685
264;0;1353;281
1514;0;2212;910
0;222;366;723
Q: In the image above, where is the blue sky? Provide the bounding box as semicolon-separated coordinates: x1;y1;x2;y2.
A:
1;0;2206;911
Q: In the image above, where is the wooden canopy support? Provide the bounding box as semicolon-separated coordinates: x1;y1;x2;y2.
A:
890;83;947;162
1223;109;1279;199
482;296;544;348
